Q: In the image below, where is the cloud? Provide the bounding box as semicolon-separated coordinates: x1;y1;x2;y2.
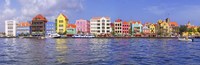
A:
0;0;16;23
0;0;84;32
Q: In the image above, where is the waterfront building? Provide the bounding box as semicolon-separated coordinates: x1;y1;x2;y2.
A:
122;21;130;35
142;24;150;34
46;22;55;35
5;20;17;37
131;21;143;35
56;13;68;34
90;17;112;35
169;22;179;36
157;18;170;36
150;24;156;34
75;19;90;34
185;22;199;36
17;22;31;36
31;14;48;37
67;24;76;36
114;19;122;35
0;32;5;37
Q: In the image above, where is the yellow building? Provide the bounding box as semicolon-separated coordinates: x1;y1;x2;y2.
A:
150;24;156;33
56;13;68;34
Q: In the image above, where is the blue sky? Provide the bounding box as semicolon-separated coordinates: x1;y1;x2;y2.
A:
0;0;200;32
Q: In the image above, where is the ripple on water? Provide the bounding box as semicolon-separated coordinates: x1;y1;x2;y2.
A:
0;38;200;65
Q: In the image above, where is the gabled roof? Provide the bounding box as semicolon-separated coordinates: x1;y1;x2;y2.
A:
67;24;76;28
60;13;68;19
32;14;48;22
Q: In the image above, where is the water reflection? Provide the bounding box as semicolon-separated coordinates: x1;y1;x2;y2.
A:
0;38;200;65
55;39;67;64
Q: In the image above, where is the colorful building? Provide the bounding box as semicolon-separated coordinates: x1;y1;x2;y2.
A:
46;22;55;35
17;22;31;36
114;19;122;35
157;18;170;36
75;19;90;34
5;20;17;37
150;24;156;34
90;17;112;35
131;21;143;34
122;21;130;35
56;13;68;34
142;24;150;34
169;22;179;36
67;24;76;36
185;22;199;36
31;14;48;37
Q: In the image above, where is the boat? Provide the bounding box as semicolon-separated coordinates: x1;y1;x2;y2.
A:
38;36;45;39
178;37;193;42
46;33;61;38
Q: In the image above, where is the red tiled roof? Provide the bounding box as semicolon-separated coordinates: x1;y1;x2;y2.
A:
32;14;47;22
115;19;122;22
18;22;31;27
67;24;76;28
169;22;178;26
60;13;68;19
123;21;129;25
132;21;141;24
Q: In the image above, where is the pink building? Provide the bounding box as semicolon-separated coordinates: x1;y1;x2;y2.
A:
122;21;130;34
75;19;90;34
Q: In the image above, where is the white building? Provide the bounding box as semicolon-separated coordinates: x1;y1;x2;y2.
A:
90;17;112;35
5;20;17;37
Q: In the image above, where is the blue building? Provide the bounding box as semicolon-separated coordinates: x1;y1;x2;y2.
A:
46;22;55;35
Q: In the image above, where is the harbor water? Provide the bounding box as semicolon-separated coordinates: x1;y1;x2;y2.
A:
0;38;200;65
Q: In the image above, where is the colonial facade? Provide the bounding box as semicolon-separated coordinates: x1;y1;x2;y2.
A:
114;19;122;35
90;17;112;35
46;22;55;35
131;21;143;34
122;21;130;35
157;19;170;36
5;20;17;37
17;22;31;36
31;14;48;36
67;24;76;36
75;19;90;34
169;22;179;36
142;24;150;34
56;13;68;34
150;24;156;34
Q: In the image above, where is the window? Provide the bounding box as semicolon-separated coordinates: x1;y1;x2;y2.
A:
102;20;105;22
97;20;100;22
59;25;63;27
107;20;110;22
59;20;63;23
